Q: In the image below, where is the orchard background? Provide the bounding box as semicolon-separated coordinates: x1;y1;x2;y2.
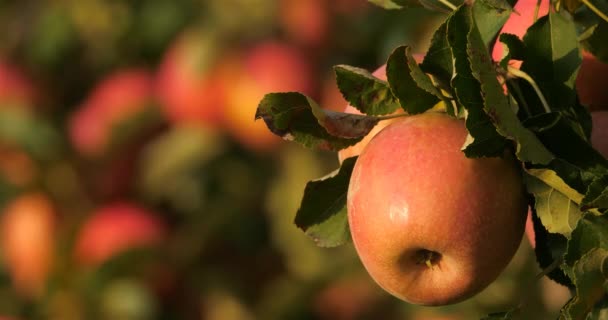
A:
0;0;600;319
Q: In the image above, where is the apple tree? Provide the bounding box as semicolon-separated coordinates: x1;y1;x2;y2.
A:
255;0;608;318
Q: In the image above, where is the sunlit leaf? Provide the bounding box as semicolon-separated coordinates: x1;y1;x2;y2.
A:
295;157;357;247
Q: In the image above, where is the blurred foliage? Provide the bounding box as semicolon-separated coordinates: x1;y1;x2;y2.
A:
0;0;571;319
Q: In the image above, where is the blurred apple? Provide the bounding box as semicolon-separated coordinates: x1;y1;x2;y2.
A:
156;29;226;127
313;276;381;320
74;202;166;266
69;69;156;157
0;147;37;187
0;193;56;297
577;52;608;111
224;41;315;151
0;61;38;110
278;0;329;48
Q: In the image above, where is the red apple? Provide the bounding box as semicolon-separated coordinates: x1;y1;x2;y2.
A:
348;113;527;305
69;69;155;157
74;202;166;266
0;61;38;110
224;41;315;151
577;52;608;111
0;193;56;297
156;29;226;127
278;0;329;48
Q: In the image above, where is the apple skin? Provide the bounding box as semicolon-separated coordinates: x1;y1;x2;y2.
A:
278;0;329;48
156;30;227;127
0;61;38;110
577;53;608;111
74;202;166;267
348;113;527;305
69;69;155;157
0;193;56;297
224;41;314;151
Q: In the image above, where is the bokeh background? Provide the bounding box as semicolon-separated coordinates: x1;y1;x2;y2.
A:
0;0;571;319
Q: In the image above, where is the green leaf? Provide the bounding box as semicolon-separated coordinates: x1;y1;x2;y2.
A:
530;207;573;287
386;46;441;114
256;92;381;151
367;0;416;9
582;175;608;210
294;157;356;247
0;108;63;162
520;12;582;112
334;65;401;116
524;113;608;175
498;33;525;68
562;248;608;320
480;310;515;319
524;173;583;237
565;215;608;267
448;5;509;157
583;20;608;63
467;17;554;164
472;0;512;48
421;19;454;91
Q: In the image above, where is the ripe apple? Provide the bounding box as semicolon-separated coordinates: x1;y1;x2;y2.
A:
0;61;38;110
69;69;156;157
577;53;608;111
0;193;56;297
278;0;329;48
224;41;314;151
156;29;227;127
347;113;527;305
74;202;166;266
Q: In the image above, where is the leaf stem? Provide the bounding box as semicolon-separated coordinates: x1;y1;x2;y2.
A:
507;66;551;113
581;0;608;24
534;0;541;22
437;0;457;11
508;79;532;117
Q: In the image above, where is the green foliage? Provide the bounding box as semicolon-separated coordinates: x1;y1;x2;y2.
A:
294;157;357;247
386;45;441;114
334;65;400;115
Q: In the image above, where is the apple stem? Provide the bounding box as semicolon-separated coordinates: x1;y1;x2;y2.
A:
506;66;551;114
581;0;608;24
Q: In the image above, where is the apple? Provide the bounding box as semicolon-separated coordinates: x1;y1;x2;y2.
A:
69;69;156;157
338;54;425;163
577;52;608;111
74;202;166;267
347;113;527;305
278;0;329;48
224;41;315;151
0;193;56;297
156;29;227;127
0;61;38;110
